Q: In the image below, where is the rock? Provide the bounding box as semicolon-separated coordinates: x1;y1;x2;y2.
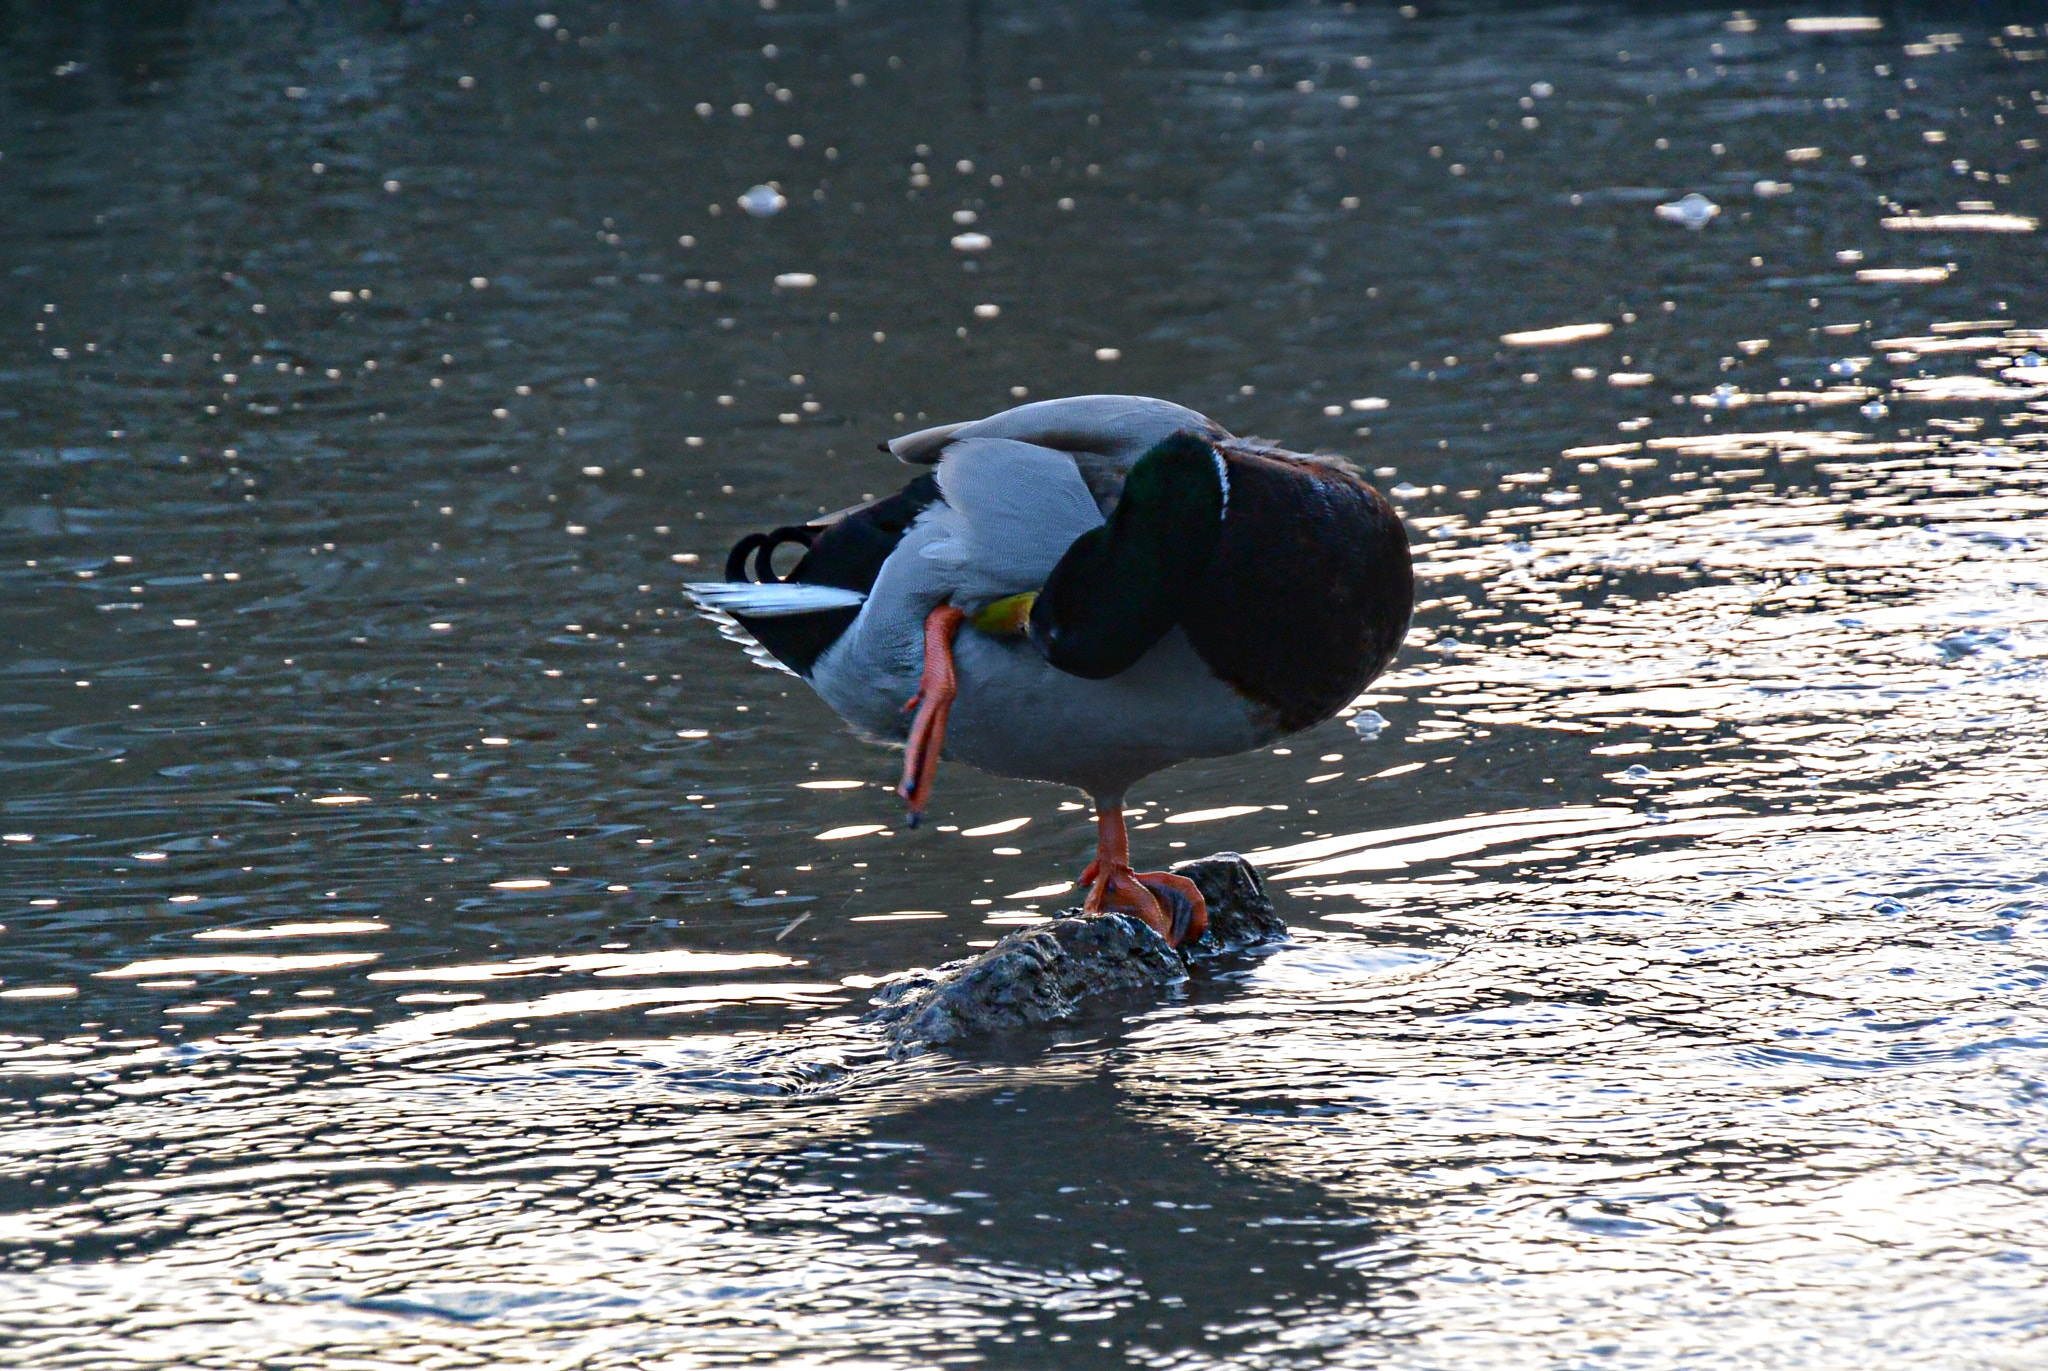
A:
1176;851;1286;951
859;854;1284;1050
861;912;1182;1050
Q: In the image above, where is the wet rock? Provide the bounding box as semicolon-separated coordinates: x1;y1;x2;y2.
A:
860;854;1284;1050
861;912;1181;1051
1176;851;1287;951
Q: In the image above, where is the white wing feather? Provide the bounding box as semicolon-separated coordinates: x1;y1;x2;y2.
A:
932;438;1106;601
886;394;1228;467
683;582;867;617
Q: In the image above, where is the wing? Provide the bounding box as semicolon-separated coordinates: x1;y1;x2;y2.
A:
927;437;1106;604
684;582;867;616
886;395;1230;473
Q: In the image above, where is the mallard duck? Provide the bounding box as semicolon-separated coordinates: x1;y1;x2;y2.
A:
687;395;1413;947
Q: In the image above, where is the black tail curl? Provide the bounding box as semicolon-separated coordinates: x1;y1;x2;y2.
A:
725;525;819;584
713;472;942;677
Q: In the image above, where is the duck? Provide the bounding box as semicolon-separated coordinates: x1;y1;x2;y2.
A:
686;395;1414;948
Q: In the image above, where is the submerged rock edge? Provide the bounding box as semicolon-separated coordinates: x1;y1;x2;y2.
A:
859;854;1286;1050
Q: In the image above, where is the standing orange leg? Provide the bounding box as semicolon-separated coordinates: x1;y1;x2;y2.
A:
1079;799;1208;947
897;605;967;826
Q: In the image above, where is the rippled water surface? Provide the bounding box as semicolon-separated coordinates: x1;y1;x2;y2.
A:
5;2;2048;1365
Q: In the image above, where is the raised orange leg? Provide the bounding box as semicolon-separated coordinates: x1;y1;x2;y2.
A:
1080;800;1208;948
897;604;967;826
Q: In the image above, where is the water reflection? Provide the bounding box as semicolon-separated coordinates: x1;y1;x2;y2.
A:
5;1;2048;1366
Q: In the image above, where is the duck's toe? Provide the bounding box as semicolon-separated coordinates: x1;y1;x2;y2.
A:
1082;863;1205;948
1134;871;1207;947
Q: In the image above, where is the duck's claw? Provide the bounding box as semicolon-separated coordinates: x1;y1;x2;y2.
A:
1134;871;1207;946
1082;863;1207;948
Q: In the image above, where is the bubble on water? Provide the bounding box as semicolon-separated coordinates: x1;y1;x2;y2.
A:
1623;764;1652;780
1655;193;1719;229
1348;709;1388;741
738;185;786;217
1389;482;1428;500
1860;401;1889;419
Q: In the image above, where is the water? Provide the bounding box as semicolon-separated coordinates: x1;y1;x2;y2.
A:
4;2;2047;1364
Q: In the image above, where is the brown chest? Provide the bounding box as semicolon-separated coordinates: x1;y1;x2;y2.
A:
1180;449;1415;733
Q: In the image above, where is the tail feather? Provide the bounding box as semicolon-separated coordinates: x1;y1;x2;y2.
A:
684;582;867;618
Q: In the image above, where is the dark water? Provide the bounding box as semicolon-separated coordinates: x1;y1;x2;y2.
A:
5;1;2048;1364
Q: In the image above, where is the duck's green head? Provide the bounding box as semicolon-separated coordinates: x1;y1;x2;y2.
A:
1029;431;1226;680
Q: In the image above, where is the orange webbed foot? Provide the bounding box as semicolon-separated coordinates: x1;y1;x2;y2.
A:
1082;862;1207;948
896;605;966;826
1078;798;1206;947
1133;869;1207;946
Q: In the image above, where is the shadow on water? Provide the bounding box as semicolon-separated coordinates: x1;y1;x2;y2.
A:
4;0;2048;1365
857;1070;1418;1366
